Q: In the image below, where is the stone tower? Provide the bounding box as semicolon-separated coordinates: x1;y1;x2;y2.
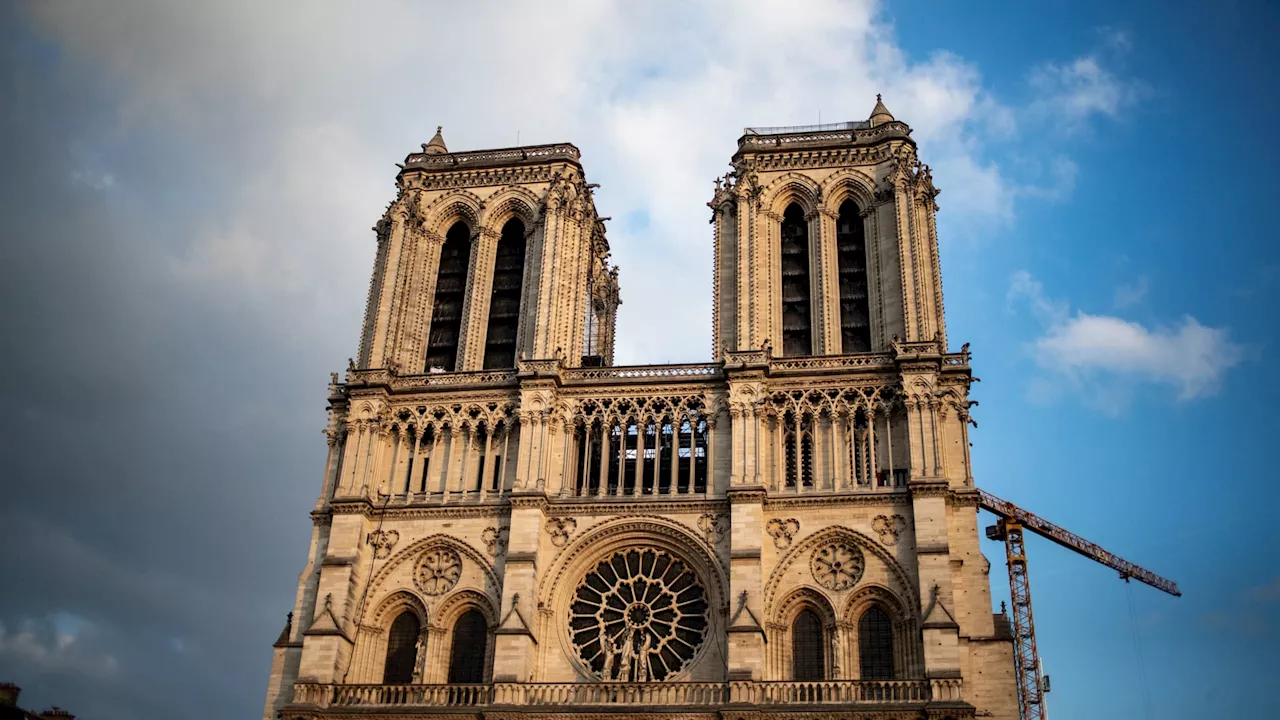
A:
263;100;1018;720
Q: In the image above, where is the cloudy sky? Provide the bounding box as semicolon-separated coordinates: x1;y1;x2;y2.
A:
1;1;1277;718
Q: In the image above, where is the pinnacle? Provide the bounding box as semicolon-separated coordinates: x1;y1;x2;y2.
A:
422;125;448;155
869;94;895;126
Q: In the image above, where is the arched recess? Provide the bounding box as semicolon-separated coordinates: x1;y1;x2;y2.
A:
835;199;871;352
762;176;821;357
821;170;880;352
384;610;422;683
841;583;921;679
538;516;728;683
768;586;838;681
347;590;428;684
425;220;471;372
482;217;528;369
422;588;499;684
763;526;918;637
780;203;813;357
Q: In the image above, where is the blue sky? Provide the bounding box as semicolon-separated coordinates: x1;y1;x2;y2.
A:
0;1;1276;718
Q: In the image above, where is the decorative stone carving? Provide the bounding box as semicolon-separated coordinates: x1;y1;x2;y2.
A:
413;546;462;596
765;518;799;549
569;548;709;682
367;529;400;559
545;517;578;548
810;542;865;591
872;514;907;546
482;526;509;557
697;513;728;543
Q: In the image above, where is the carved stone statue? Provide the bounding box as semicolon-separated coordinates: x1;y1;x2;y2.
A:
600;629;616;681
635;632;653;682
617;631;635;682
413;628;428;681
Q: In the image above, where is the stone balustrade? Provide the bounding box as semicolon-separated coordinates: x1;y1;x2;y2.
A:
331;349;972;506
289;679;954;709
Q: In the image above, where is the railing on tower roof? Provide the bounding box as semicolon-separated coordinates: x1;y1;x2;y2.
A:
403;143;581;170
742;120;871;136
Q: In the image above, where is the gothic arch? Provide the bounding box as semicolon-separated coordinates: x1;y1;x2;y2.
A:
840;583;917;680
841;583;909;627
769;586;838;681
368;533;499;601
426;588;498;685
481;186;542;232
819;168;878;216
424;190;485;237
368;589;429;630
432;587;498;631
538;515;727;607
762;172;823;217
772;585;837;629
763;525;917;618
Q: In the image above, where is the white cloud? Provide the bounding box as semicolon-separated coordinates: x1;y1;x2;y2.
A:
1009;271;1243;406
24;1;1146;364
1029;29;1148;132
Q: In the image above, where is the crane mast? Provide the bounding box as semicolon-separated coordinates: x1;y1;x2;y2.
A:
978;489;1181;720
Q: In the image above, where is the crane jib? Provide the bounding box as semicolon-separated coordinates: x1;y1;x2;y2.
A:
977;488;1181;597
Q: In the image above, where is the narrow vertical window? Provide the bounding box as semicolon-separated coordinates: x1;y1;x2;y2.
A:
780;203;812;356
425;221;470;372
792;609;825;681
836;200;871;352
858;606;894;680
483;218;527;369
383;611;421;684
447;610;488;683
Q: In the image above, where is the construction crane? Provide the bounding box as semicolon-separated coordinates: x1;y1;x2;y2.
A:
978;489;1181;720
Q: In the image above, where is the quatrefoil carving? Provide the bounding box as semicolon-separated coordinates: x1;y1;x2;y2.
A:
545;517;577;548
766;518;799;549
367;529;399;559
872;514;907;546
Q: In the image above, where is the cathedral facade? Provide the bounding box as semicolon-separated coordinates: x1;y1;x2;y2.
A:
263;98;1018;720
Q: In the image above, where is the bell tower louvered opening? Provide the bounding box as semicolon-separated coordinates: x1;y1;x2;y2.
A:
780;203;812;357
425;221;470;372
483;218;527;369
836;199;871;352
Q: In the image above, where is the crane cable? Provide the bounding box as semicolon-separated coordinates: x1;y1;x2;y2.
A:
1124;580;1153;720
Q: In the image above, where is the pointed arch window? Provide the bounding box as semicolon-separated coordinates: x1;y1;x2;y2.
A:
780;203;812;356
858;606;894;680
383;611;421;684
783;412;813;489
836;200;871;352
792;609;825;681
483;218;527;369
447;609;488;684
425;221;471;372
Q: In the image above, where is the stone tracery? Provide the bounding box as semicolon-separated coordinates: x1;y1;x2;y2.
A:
568;547;709;682
810;542;866;591
414;546;462;596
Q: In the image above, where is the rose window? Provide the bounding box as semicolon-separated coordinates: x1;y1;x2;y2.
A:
569;548;709;682
414;546;462;596
810;542;865;591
